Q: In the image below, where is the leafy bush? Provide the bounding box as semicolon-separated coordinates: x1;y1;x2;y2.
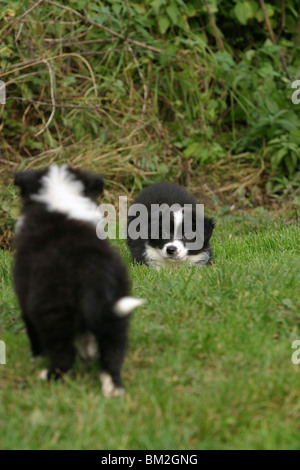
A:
0;0;299;199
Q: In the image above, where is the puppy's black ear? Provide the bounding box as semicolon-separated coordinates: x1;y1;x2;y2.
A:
190;208;214;241
69;168;104;198
14;170;44;198
204;217;215;242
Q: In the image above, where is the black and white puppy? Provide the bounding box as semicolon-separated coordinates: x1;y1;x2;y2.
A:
127;182;215;270
13;165;144;397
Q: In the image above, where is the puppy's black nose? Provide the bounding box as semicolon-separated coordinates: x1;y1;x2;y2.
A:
166;245;177;256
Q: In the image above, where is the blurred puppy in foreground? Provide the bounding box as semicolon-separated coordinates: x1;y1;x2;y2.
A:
13;165;144;397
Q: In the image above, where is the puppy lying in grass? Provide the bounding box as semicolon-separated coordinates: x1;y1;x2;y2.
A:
127;182;215;270
13;165;144;397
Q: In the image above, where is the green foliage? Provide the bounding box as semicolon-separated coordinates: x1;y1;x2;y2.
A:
1;214;300;449
0;0;299;198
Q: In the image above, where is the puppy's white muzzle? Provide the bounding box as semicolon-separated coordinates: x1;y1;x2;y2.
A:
162;241;187;261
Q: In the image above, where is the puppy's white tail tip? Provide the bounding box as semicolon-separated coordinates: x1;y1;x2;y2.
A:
114;296;145;317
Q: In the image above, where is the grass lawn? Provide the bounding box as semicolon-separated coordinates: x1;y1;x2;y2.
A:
0;209;300;450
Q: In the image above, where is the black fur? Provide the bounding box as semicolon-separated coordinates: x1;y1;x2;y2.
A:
127;182;215;266
13;166;131;392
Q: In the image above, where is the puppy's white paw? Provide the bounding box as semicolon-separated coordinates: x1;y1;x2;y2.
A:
38;369;48;380
100;372;125;398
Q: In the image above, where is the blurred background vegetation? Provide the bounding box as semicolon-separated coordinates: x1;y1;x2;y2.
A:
0;0;300;247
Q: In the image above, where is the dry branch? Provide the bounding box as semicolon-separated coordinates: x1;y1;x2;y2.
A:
203;0;225;52
34;60;56;137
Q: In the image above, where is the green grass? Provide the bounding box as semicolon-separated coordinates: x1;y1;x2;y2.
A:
0;211;300;450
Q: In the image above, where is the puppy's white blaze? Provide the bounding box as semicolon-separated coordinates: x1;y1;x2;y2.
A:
114;296;145;316
173;209;183;238
31;165;103;226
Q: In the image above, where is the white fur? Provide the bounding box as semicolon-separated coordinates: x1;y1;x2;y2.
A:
114;296;145;316
153;209;188;263
38;369;48;380
173;209;183;238
31;165;103;226
145;207;210;269
161;240;188;260
38;368;72;380
15;215;25;234
145;245;187;270
75;332;98;360
187;251;210;266
100;372;125;397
